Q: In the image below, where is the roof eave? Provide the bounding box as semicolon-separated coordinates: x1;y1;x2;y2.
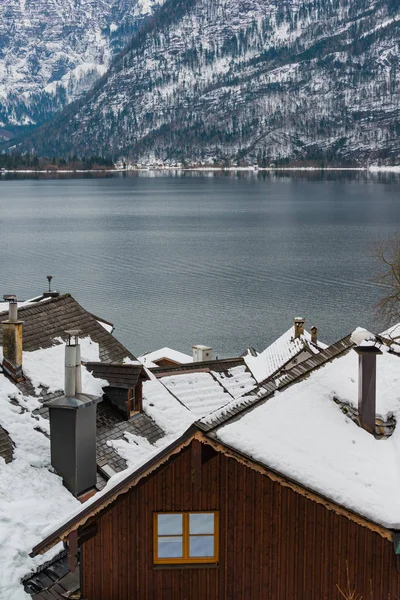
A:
30;424;199;557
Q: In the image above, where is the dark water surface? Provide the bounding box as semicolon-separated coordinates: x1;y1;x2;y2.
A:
1;171;399;357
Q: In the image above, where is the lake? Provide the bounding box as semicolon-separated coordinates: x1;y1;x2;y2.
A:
0;170;399;357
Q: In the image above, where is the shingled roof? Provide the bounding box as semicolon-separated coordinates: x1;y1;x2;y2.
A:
197;334;354;432
86;362;149;389
0;294;134;363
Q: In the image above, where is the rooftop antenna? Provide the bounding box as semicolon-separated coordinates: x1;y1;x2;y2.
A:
47;275;53;293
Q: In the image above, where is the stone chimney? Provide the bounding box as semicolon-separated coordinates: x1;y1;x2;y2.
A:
310;326;318;345
192;345;213;362
294;317;305;339
1;295;24;382
354;346;382;435
47;331;101;498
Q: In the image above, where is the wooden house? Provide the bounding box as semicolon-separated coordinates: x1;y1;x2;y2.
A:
32;332;400;600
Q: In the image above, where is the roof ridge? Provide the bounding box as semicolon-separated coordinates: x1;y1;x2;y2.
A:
196;334;354;432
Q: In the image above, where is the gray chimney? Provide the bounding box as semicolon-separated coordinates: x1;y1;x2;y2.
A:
192;345;213;362
354;346;382;434
2;295;24;382
310;326;318;345
294;317;305;339
47;332;101;497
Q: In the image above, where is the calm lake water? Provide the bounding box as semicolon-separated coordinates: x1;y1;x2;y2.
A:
0;170;399;357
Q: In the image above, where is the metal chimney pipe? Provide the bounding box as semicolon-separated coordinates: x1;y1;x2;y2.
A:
65;344;77;398
354;346;382;434
9;300;18;322
75;344;82;395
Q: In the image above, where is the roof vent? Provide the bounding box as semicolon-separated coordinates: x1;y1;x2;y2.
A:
43;275;60;299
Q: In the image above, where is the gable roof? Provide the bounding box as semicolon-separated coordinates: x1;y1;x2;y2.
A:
0;294;134;363
197;334;353;432
86;362;149;389
244;325;327;384
139;347;193;367
30;419;394;560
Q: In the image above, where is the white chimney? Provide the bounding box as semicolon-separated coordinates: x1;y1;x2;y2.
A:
192;345;213;362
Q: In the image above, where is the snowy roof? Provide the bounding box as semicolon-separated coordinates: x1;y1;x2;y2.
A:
138;347;193;368
214;339;400;529
31;328;400;563
0;296;197;598
0;370;82;600
160;372;233;418
0;294;132;363
244;325;327;383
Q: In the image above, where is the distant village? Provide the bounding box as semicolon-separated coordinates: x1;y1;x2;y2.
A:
1;283;400;599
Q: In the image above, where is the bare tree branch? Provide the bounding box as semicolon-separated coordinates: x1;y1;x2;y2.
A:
373;233;400;325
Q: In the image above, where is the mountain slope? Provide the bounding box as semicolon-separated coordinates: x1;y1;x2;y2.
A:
10;0;400;163
0;0;163;136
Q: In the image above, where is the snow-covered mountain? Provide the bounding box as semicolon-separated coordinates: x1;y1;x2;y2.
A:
0;0;163;136
8;0;400;163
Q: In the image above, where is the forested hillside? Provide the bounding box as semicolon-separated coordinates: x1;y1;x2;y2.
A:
7;0;400;163
0;0;163;137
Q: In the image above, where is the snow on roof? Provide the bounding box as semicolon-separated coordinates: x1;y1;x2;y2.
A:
104;378;195;468
0;372;80;600
244;326;327;383
0;331;196;597
138;347;193;368
212;364;257;399
215;345;400;529
160;372;233;418
22;337;107;395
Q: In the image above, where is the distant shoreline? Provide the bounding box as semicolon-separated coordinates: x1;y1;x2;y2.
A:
1;165;400;175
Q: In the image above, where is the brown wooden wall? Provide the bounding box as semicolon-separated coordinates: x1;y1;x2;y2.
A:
81;442;400;600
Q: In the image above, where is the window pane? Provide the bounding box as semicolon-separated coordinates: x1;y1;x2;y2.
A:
158;537;183;558
189;513;214;535
158;514;183;535
189;535;214;558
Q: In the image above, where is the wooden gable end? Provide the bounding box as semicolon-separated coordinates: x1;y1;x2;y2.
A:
80;439;400;600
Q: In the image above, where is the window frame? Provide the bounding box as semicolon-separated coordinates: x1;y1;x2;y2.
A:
153;511;219;565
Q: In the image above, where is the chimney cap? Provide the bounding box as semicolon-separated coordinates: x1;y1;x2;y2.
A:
65;329;82;337
48;393;102;409
3;294;17;303
354;346;383;356
64;329;82;345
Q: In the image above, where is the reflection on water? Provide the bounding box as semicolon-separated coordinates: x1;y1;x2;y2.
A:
0;171;399;356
